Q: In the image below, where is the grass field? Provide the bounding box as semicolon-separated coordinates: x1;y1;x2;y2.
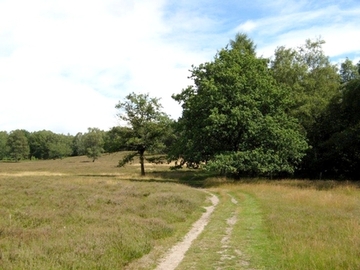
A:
199;180;360;270
0;153;208;269
1;153;360;269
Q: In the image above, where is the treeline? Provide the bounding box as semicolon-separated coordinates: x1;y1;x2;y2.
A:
269;39;360;180
2;34;360;180
0;128;127;162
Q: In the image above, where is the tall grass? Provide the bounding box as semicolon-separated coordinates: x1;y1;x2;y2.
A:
2;155;360;269
0;154;207;269
235;180;360;269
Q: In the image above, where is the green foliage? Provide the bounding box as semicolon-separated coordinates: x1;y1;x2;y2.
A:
83;128;104;162
115;92;171;175
48;134;73;159
103;126;128;153
311;75;360;179
6;129;30;161
29;130;52;159
72;132;85;156
118;151;137;167
172;33;308;177
0;131;9;160
29;130;73;160
270;38;340;132
270;38;344;178
229;32;257;55
340;58;360;83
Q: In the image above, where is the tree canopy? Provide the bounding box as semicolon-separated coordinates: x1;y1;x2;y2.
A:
171;34;308;177
311;66;360;179
0;131;8;160
7;129;30;161
29;130;72;160
270;38;340;132
340;58;360;84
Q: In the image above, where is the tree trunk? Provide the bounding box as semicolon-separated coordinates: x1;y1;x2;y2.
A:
139;149;145;176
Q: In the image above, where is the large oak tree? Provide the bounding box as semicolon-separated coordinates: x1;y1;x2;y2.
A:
171;34;308;177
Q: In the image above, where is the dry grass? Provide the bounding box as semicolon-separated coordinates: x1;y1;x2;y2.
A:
0;153;207;269
0;152;164;176
176;177;360;269
226;179;360;269
2;155;360;269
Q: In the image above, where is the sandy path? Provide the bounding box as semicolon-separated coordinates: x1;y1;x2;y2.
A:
155;191;219;270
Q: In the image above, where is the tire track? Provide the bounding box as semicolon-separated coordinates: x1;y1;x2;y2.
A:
216;193;253;270
216;193;239;269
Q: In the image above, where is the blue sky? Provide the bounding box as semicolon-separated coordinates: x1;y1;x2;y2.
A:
1;0;359;135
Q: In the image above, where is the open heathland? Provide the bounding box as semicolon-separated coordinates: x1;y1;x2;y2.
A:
182;180;360;269
0;153;208;269
1;153;360;269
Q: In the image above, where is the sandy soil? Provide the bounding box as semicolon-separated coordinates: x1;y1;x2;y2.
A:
0;171;67;177
155;192;219;270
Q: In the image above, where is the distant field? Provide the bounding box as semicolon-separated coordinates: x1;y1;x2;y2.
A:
1;153;360;269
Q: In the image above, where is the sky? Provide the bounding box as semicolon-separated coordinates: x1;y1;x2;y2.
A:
1;0;359;135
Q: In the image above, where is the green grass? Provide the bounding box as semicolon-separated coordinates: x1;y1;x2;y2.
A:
211;180;360;270
246;180;360;269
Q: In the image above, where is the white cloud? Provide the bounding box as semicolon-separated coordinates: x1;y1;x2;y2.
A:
322;24;360;57
0;0;211;134
236;20;257;32
236;3;360;59
1;0;359;134
0;72;117;133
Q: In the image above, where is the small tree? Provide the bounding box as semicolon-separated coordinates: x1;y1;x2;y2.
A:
83;128;104;162
115;92;169;176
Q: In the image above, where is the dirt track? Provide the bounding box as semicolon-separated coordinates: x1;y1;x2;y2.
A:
155;192;219;270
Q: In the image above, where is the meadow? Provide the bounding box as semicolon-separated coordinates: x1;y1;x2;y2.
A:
0;153;208;269
1;153;359;269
